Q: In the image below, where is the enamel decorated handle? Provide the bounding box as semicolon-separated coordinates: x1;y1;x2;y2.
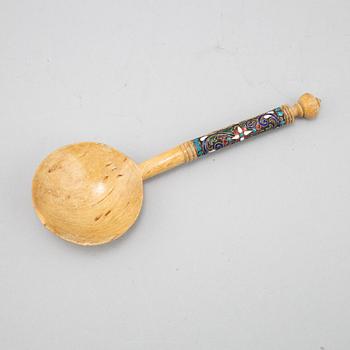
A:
192;106;286;157
140;93;320;180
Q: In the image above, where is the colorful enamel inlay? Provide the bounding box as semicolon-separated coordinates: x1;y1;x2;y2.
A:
192;107;286;157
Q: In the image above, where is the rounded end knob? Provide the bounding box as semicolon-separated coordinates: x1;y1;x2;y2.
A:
297;92;321;120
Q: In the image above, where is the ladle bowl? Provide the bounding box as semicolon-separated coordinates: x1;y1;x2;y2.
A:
32;142;143;245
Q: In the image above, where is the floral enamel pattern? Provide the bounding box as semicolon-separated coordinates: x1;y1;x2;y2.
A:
192;107;286;157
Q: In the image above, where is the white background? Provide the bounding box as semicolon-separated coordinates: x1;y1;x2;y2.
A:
1;1;350;349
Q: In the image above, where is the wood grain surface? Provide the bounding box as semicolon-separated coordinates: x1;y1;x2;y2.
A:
32;142;143;245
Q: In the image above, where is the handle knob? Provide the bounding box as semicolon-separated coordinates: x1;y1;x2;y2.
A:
282;92;321;123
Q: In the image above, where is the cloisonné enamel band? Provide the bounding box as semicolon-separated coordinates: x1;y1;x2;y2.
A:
192;107;287;157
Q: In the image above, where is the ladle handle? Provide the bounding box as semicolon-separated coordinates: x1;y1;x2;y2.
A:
139;93;320;180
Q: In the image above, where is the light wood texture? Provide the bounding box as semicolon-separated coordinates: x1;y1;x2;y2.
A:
32;142;143;245
282;92;321;124
139;141;197;180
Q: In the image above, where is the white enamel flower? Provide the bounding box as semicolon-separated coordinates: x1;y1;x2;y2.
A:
232;126;252;141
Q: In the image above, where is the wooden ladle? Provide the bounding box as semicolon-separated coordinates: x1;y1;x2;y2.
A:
32;93;321;245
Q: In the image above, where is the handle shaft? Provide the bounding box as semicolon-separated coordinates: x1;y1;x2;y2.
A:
192;106;286;157
140;141;196;180
139;93;320;180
